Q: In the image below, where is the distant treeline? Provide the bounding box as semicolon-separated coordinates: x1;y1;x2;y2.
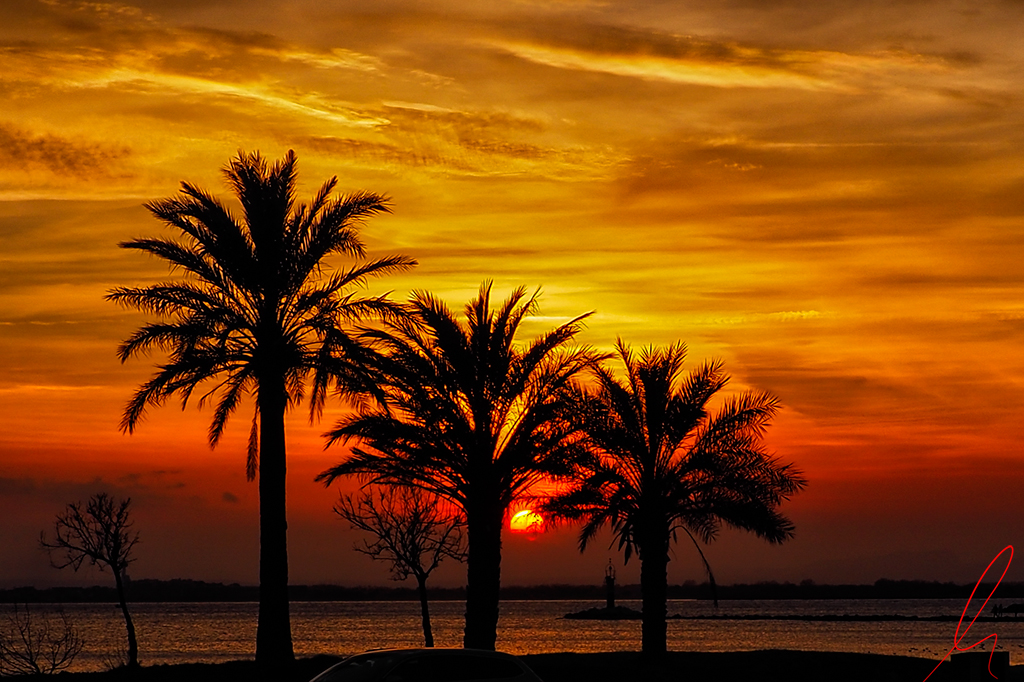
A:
3;578;1024;603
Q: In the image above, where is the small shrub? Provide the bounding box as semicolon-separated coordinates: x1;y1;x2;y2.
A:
0;603;84;675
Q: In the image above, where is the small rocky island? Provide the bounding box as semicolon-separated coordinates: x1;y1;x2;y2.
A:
563;604;643;620
564;562;643;620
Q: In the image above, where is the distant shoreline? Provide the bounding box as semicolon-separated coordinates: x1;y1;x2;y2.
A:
4;577;1024;603
564;607;1024;622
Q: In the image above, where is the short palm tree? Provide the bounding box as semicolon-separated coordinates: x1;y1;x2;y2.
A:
107;150;414;667
317;283;596;650
546;341;805;657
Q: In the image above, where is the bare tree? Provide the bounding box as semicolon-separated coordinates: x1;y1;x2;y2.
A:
0;604;83;675
335;486;466;647
40;493;140;668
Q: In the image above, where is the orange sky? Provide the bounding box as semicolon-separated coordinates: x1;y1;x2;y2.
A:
2;0;1024;589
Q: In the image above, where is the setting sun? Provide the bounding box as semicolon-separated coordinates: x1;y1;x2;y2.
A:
509;509;545;534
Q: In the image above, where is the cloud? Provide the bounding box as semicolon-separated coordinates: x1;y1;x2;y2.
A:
492;40;843;91
299;135;441;168
0;477;38;495
481;17;973;94
292;101;618;179
604;121;1024;238
0;123;130;177
114;470;188;492
0;13;391;132
249;46;383;72
0;474;141;506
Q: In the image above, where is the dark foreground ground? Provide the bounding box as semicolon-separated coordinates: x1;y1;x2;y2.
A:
18;650;1021;682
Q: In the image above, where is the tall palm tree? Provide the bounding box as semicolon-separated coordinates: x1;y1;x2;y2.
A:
317;283;597;650
107;150;414;668
546;340;805;657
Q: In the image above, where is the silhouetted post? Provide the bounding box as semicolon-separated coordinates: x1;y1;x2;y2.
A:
605;560;616;610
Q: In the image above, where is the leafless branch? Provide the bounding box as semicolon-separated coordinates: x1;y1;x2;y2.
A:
335;485;466;582
39;493;139;575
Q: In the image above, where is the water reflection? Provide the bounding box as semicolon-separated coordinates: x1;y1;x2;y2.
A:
7;599;1022;672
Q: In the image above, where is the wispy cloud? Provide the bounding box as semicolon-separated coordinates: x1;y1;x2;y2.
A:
481;16;971;94
249;46;383;72
492;40;846;90
74;68;388;127
0;123;130;176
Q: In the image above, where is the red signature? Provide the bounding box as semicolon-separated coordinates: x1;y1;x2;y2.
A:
923;545;1014;681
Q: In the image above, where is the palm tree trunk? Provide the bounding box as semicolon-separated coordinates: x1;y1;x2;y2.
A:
255;379;294;669
416;573;434;647
639;533;669;658
464;502;502;650
112;568;138;668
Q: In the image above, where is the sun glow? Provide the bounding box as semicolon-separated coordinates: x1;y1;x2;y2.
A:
509;509;545;534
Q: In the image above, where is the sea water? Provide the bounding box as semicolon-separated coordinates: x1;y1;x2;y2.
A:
6;599;1023;673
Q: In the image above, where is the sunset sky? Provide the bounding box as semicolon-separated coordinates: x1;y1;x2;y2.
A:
2;0;1024;591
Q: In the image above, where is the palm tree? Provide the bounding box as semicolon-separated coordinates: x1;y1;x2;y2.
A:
545;340;805;657
317;283;596;650
107;150;414;668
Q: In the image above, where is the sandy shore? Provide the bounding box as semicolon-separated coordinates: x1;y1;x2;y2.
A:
16;650;1020;682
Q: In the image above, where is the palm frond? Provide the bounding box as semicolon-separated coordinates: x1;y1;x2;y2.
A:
318;284;594;545
246;409;259;481
551;340;802;603
112;149;411;487
208;367;254;447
